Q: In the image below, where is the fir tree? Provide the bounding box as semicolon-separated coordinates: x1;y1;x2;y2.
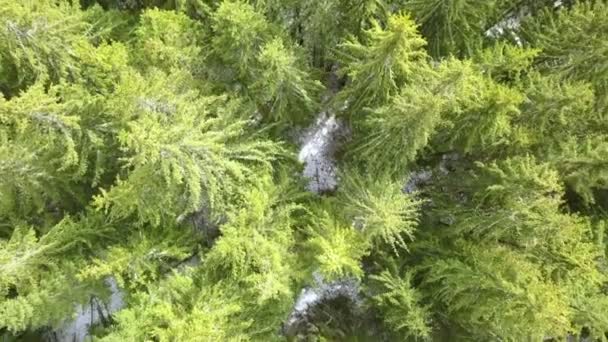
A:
336;12;427;114
252;38;324;123
2;1;608;341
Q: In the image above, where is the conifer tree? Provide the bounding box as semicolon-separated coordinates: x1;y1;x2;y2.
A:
209;1;272;84
401;0;500;57
1;215;112;332
370;270;432;339
252;38;324;123
2;1;608;341
338;172;422;253
336;13;427;114
522;1;608;110
307;211;369;280
0;0;88;96
134;8;204;73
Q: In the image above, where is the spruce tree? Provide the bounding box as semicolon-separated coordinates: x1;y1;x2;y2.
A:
2;0;608;341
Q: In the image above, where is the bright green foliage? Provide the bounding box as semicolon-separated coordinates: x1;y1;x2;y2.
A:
338;172;421;253
99;272;249;341
0;139;51;224
522;2;608;109
73;41;131;94
0;83;83;222
513;74;596;150
337;13;427;114
252;38;324;122
370;270;431;340
452;157;580;246
2;1;608;341
204;179;300;304
0;82;80;171
511;74;608;202
472;42;540;83
209;2;325;124
78;224;197;291
210;1;272;82
412;154;608;339
421;241;571;341
93;71;282;226
307;212;369;280
354;70;444;172
134;9;203;73
0;216;111;332
356;57;523;169
437;62;524;154
0;0;87;96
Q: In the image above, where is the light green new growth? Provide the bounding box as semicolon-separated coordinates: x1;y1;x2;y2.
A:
1;1;608;341
337;13;427;113
339;172;421;254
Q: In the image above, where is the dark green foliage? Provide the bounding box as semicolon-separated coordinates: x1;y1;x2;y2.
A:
401;0;500;57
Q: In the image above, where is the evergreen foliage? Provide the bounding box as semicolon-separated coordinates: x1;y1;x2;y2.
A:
336;12;427;114
1;1;608;341
338;172;421;253
252;38;324;122
401;0;500;57
370;270;431;339
307;211;369;280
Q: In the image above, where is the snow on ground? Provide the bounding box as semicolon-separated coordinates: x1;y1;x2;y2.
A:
52;277;125;342
485;1;564;42
485;7;527;45
403;169;433;194
283;273;360;337
298;112;348;194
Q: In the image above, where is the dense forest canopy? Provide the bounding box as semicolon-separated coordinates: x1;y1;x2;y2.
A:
1;0;608;341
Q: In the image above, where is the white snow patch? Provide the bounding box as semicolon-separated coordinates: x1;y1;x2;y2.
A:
53;277;125;342
485;1;564;43
297;112;347;193
403;169;433;194
485;7;527;45
292;288;322;313
283;273;360;336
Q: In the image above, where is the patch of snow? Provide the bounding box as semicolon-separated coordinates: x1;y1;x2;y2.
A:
298;112;348;194
403;169;433;194
485;7;527;46
292;288;322;313
404;153;459;194
485;1;564;43
52;277;125;342
283;273;360;337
